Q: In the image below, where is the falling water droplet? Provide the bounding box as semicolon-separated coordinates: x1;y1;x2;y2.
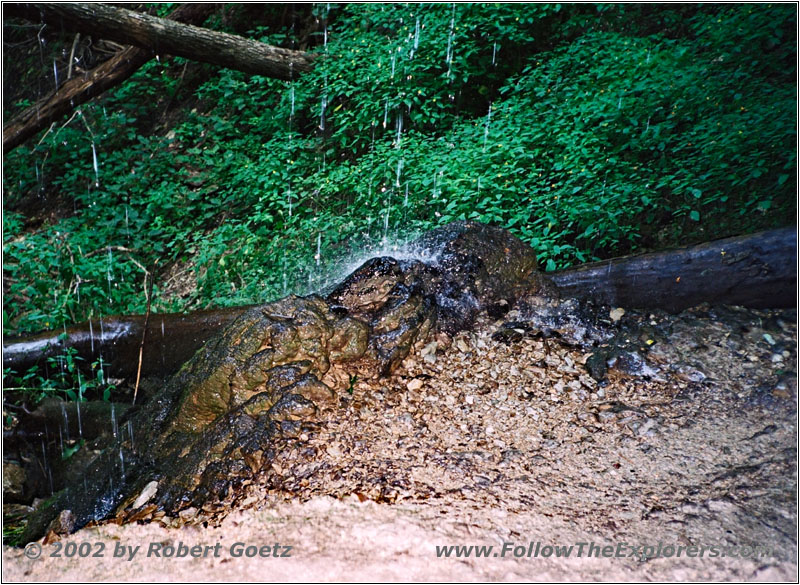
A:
323;3;330;50
111;403;118;439
483;103;493;153
395;112;403;148
106;247;114;299
76;402;83;438
383;206;390;244
127;420;135;452
53;59;59;86
395;158;404;187
61;403;69;441
282;253;288;295
445;4;456;81
492;42;498;66
92;143;99;187
320;94;327;131
316;233;322;267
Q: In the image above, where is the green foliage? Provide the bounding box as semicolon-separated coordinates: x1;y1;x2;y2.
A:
3;3;795;346
3;341;116;406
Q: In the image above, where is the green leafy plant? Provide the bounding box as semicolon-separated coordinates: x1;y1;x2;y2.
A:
3;339;116;405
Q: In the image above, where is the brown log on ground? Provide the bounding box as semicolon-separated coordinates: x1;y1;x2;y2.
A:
2;4;216;154
3;227;796;381
2;307;251;382
6;3;315;80
548;226;797;312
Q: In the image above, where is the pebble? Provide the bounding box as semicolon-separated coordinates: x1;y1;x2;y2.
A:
407;379;424;391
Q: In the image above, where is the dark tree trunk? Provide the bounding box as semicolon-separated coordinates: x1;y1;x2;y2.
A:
2;4;215;154
3;307;249;382
7;3;315;79
549;227;797;312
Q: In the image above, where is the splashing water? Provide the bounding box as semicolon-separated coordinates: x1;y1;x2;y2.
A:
383;206;390;245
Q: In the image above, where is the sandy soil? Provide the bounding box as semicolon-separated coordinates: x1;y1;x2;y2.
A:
3;305;797;581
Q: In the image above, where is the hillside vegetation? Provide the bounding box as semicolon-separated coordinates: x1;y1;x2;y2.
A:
3;3;796;336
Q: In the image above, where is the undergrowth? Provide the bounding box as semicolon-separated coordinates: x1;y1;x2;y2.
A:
3;3;795;343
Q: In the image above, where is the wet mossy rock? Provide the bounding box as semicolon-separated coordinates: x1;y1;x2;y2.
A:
20;222;545;543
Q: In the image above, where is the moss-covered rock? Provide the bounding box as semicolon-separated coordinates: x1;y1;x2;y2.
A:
19;222;547;544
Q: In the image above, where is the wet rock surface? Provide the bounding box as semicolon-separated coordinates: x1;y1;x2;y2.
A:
15;221;545;543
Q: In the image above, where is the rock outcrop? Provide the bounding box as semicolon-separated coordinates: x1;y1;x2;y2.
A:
19;221;546;543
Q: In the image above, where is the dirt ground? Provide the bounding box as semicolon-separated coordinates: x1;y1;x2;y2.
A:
3;305;797;581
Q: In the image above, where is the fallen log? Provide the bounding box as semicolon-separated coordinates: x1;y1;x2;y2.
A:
549;227;797;312
4;227;796;382
7;3;315;80
3;3;215;154
3;307;249;382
